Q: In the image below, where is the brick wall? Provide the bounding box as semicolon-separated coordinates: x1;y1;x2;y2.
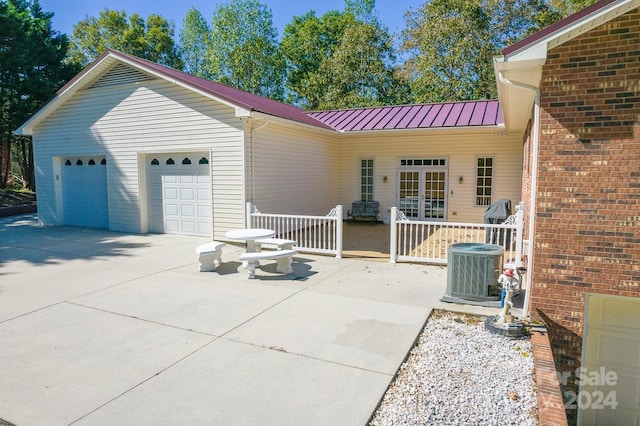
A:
531;327;569;426
528;7;640;425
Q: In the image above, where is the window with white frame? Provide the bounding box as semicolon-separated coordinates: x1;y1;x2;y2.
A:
360;159;374;201
476;157;493;206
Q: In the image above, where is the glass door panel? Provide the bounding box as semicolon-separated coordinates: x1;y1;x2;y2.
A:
398;171;420;218
423;171;446;219
398;168;447;220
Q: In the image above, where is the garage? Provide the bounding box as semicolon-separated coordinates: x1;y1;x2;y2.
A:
580;294;640;425
61;155;109;228
146;153;212;236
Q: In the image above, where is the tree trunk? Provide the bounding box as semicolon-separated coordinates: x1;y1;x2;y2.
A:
0;137;11;188
14;136;35;190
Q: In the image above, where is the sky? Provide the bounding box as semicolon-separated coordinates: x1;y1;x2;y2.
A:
38;0;423;40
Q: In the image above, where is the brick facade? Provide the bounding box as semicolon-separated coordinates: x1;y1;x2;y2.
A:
526;8;640;424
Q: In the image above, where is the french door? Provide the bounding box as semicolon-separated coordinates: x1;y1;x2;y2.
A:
398;168;447;220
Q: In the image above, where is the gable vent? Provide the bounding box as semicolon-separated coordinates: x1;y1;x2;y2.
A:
88;63;155;89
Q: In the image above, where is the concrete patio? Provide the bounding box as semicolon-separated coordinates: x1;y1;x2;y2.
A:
0;214;456;425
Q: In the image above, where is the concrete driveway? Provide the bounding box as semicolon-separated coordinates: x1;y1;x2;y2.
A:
0;214;447;425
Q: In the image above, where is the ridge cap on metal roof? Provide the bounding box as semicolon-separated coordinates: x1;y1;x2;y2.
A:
308;100;502;131
307;99;499;115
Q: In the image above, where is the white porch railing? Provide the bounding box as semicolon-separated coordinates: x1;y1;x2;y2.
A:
246;202;343;258
390;201;525;268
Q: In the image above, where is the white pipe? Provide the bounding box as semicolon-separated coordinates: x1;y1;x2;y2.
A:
497;72;540;318
250;119;269;205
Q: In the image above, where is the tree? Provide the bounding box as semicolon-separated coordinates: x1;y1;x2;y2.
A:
400;0;599;103
208;0;284;100
317;22;410;109
0;0;80;189
68;9;182;69
401;0;536;102
344;0;377;24
180;7;212;78
401;0;495;102
281;0;408;109
532;0;598;32
280;10;354;108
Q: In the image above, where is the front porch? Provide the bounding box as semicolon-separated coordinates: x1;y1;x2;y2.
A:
247;202;528;312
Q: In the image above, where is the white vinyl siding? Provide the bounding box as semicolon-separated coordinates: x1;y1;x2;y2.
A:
32;76;245;237
338;132;522;223
251;122;339;215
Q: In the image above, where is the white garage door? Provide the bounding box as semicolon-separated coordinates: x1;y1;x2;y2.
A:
579;294;640;425
62;156;109;228
147;153;212;236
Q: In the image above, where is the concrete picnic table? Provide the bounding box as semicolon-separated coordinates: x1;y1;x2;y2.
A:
225;228;276;269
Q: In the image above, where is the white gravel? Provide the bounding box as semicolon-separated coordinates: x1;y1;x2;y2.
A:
370;310;538;426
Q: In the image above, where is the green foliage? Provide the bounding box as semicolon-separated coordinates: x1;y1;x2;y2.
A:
281;1;408;109
344;0;377;24
317;22;410;109
280;10;355;108
68;8;183;69
0;0;80;189
398;0;599;103
532;0;598;32
180;8;212;78
209;0;284;100
402;0;491;102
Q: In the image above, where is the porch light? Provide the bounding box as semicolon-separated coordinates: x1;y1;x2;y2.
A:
459;176;464;184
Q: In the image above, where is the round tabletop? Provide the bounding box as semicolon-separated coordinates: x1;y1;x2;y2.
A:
225;228;275;241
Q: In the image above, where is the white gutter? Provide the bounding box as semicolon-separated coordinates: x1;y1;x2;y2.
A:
335;123;507;136
497;71;540;319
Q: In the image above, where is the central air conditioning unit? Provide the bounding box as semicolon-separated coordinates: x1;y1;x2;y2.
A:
442;243;504;306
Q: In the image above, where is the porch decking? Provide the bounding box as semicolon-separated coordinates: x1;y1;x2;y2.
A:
343;221;519;264
342;221;390;259
247;202;524;269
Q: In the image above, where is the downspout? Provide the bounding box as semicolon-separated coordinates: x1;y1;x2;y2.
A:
497;71;540;319
250;118;270;205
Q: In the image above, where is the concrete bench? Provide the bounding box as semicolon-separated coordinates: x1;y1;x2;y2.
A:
195;241;226;272
238;249;297;279
254;238;297;251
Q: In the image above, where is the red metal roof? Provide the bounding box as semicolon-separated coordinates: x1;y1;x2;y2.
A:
308;100;503;131
62;50;334;130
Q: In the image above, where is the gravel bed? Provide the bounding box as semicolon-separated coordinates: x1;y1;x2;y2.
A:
370;310;538;426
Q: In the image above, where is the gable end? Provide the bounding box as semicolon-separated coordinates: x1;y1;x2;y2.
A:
87;63;156;90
